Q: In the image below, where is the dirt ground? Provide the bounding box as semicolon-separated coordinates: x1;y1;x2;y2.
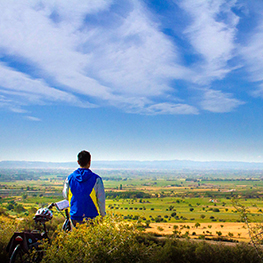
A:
145;222;251;241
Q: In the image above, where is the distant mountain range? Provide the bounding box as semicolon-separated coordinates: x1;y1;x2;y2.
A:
1;160;263;170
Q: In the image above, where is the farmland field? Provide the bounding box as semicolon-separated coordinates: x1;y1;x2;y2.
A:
1;168;263;241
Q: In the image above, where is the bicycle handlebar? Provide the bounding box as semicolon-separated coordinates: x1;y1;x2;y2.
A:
47;203;55;210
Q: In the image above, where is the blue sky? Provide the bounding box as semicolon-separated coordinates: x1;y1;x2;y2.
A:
1;0;263;163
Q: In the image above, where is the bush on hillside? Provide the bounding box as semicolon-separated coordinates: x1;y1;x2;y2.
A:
0;215;19;262
0;209;65;263
41;214;153;263
1;212;263;263
153;239;263;263
40;214;263;263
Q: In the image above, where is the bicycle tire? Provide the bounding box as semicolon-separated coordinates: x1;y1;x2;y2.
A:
9;244;38;263
9;244;24;263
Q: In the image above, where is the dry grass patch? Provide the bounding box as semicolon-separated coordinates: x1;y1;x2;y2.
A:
145;222;251;241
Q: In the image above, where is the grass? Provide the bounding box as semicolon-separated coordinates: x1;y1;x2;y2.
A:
1;171;263;225
1;213;263;263
106;197;263;223
2;192;263;224
2;171;263;261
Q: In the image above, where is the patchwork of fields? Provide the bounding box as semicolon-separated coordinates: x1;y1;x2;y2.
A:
1;168;263;241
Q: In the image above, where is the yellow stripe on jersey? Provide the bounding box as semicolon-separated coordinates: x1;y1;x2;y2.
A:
68;188;73;212
90;188;99;215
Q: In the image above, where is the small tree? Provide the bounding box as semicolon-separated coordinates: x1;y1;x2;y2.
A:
14;204;26;213
6;203;14;210
195;222;201;228
228;232;234;238
157;226;164;231
233;199;263;262
173;225;179;231
216;231;222;237
169;205;174;211
145;220;150;228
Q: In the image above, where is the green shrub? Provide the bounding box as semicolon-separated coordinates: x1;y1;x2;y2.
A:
2;214;263;263
0;207;9;216
0;211;65;263
157;226;164;231
0;215;19;262
41;214;153;263
153;240;263;263
14;204;26;213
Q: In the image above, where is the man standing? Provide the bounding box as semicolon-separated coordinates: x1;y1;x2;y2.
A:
63;150;106;225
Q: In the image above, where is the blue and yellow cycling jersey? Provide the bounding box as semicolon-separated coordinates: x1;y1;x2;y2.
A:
63;168;106;221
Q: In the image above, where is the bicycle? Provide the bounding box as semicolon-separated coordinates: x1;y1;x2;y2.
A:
6;200;72;263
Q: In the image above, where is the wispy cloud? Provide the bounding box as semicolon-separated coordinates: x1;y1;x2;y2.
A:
176;0;247;112
24;116;41;122
0;63;96;110
144;102;198;115
0;0;260;115
0;0;195;115
240;6;263;98
200;89;245;113
0;94;27;113
179;0;239;82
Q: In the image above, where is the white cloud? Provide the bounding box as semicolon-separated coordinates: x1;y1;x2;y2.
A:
144;102;199;115
0;94;27;113
24;116;41;121
0;63;96;109
179;0;239;83
251;83;263;98
172;0;249;113
200;89;245;113
0;0;114;99
0;0;196;115
0;0;250;115
73;1;194;98
240;14;263;97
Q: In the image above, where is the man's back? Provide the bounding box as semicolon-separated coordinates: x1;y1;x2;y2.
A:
63;150;106;222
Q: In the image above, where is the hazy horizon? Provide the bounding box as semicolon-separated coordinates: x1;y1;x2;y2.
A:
2;159;263;170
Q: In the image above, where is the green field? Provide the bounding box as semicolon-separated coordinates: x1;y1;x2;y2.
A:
1;168;263;225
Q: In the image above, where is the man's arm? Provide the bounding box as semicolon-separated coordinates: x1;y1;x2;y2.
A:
95;177;106;217
63;178;69;200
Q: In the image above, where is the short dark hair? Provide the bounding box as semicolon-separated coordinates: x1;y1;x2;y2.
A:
77;150;91;167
